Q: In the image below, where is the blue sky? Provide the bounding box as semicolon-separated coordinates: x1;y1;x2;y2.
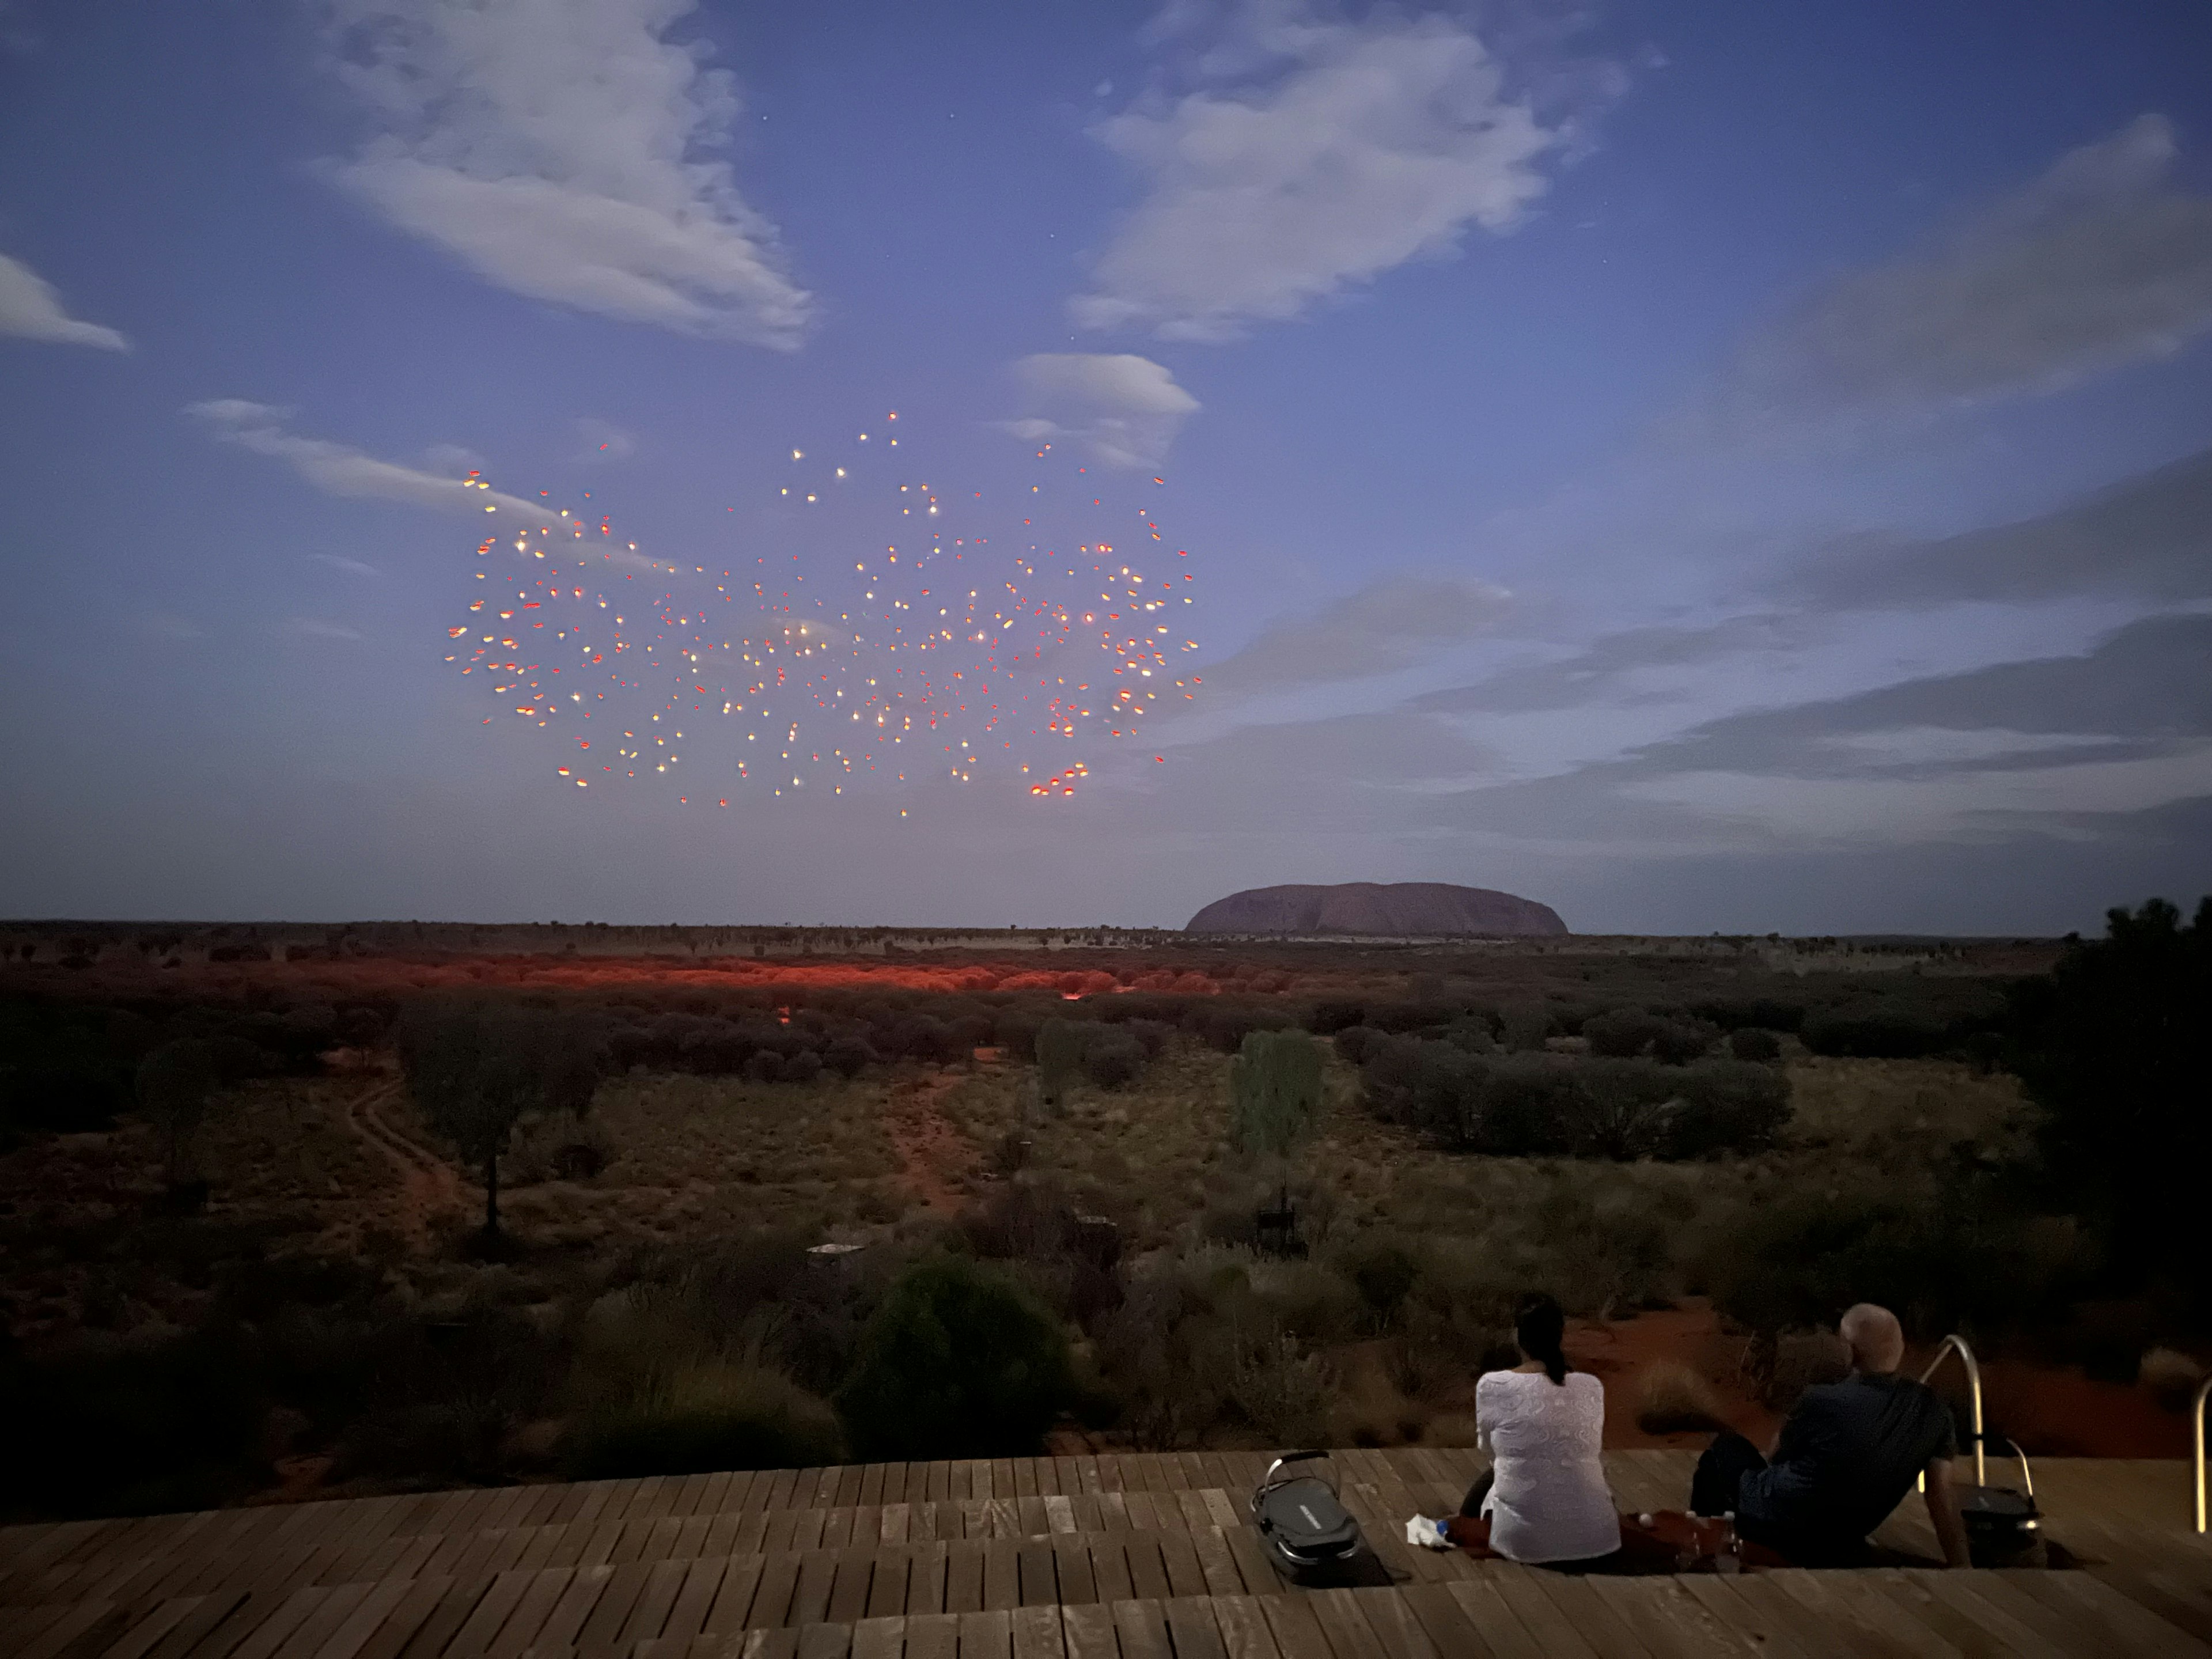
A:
2;0;2209;933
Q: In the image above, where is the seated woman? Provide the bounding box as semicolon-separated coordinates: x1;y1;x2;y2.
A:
1462;1294;1622;1567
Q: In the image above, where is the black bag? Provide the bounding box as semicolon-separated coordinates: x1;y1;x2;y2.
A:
1251;1451;1365;1583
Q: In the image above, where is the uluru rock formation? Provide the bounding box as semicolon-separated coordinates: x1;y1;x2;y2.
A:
1185;882;1567;937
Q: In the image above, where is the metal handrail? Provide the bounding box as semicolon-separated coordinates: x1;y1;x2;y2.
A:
1919;1334;1987;1487
2194;1374;2209;1534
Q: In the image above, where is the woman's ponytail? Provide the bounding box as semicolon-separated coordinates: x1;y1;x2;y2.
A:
1516;1293;1569;1385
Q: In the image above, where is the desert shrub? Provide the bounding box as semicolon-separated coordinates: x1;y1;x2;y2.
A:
1801;1011;1949;1059
1729;1027;1783;1063
1081;1029;1145;1089
2009;895;2212;1290
1650;1020;1715;1065
136;1039;219;1185
886;1014;959;1063
1185;999;1296;1053
1035;1017;1089;1107
507;1109;616;1183
991;1009;1044;1059
823;1035;876;1078
0;995;134;1135
782;1050;824;1085
566;1362;843;1477
835;1256;1073;1459
1498;1003;1552;1052
1228;1029;1324;1159
1584;1007;1666;1059
1692;996;1805;1033
1341;1237;1420;1325
1667;1060;1793;1157
744;1050;785;1084
1306;999;1366;1035
1332;1024;1389;1066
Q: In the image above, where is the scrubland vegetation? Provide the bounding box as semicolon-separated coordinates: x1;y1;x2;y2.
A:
1;902;2205;1522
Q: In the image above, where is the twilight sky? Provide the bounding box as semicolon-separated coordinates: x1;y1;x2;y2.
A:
2;0;2209;934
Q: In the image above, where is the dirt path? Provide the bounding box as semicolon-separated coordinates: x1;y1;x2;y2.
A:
339;1081;468;1244
884;1070;982;1215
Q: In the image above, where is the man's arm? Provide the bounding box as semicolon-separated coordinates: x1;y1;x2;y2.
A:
1923;1458;1972;1569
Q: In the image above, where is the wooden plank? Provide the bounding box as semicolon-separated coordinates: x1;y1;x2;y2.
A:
796;1622;852;1659
619;1558;696;1648
1161;1595;1231;1659
1121;1537;1171;1605
851;1615;904;1659
742;1630;803;1659
661;1558;733;1646
904;1612;960;1659
1912;1572;2077;1659
575;1560;656;1652
826;1548;877;1626
482;1569;578;1659
702;1559;768;1637
1154;1533;1208;1600
1844;1574;2014;1659
1010;1603;1065;1659
1085;1539;1134;1606
1016;1543;1057;1608
1059;1603;1118;1659
959;1608;1012;1659
99;1595;207;1659
1212;1594;1286;1659
1256;1595;1339;1659
906;1543;949;1620
1789;1573;1960;1659
1676;1576;1815;1658
787;1552;840;1628
748;1555;802;1631
982;1540;1021;1613
1109;1599;1174;1659
17;1598;123;1659
1393;1582;1499;1659
944;1542;986;1618
268;1584;380;1659
351;1577;453;1659
1190;1529;1244;1598
1307;1589;1391;1659
865;1550;911;1622
1720;1576;1859;1659
1049;1539;1095;1608
143;1585;252;1659
1579;1578;1758;1659
1351;1588;1442;1659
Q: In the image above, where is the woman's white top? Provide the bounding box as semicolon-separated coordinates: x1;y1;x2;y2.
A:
1475;1369;1622;1563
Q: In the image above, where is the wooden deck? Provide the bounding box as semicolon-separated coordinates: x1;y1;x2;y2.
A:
2;1449;2207;1658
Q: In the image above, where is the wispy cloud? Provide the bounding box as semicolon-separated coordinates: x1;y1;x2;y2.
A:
1073;6;1574;340
1205;575;1514;696
321;0;812;348
187;399;544;518
0;252;128;350
310;553;382;577
575;417;637;460
1720;115;2212;422
136;613;206;641
1004;354;1199;468
285;617;363;641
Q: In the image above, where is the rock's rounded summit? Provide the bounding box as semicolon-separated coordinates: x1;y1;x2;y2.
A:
1185;881;1567;937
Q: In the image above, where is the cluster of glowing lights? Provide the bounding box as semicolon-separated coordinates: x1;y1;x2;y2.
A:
441;418;1202;808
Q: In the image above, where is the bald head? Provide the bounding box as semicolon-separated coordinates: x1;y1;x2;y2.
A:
1839;1304;1906;1374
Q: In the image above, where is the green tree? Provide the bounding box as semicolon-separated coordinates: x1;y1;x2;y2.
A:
835;1256;1073;1459
135;1039;218;1187
396;1001;604;1238
1228;1028;1324;1160
1033;1017;1088;1109
2008;896;2211;1287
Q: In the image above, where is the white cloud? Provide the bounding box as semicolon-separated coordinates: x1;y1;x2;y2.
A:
1727;115;2212;418
1006;353;1200;467
311;553;383;577
1206;574;1515;695
321;0;812;348
0;252;128;350
1073;8;1563;340
188;399;545;518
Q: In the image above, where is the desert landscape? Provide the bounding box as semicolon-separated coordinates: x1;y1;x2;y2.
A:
4;895;2202;1529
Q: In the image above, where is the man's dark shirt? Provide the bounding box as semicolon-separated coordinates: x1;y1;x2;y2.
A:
1737;1372;1957;1560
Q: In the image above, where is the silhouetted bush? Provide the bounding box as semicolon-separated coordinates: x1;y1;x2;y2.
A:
566;1363;843;1478
1729;1027;1783;1063
782;1050;824;1085
1801;1011;1948;1058
823;1036;876;1078
1081;1030;1145;1089
744;1050;784;1084
836;1256;1072;1459
2009;895;2212;1293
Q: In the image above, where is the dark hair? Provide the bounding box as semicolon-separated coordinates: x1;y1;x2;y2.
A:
1515;1293;1569;1385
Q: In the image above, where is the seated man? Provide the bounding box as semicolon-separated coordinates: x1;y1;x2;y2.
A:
1691;1303;1971;1567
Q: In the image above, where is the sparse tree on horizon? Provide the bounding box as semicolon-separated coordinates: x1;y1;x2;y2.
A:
397;1000;605;1238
